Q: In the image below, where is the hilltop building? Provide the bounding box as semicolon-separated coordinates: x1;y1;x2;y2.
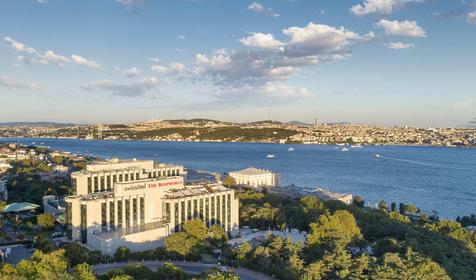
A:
229;167;279;188
65;159;239;254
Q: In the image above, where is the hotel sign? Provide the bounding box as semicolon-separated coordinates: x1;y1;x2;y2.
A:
147;180;182;189
116;178;184;196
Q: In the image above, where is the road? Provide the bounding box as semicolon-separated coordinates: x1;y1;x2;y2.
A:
93;260;276;280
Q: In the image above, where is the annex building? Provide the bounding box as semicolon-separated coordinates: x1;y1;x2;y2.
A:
65;159;239;254
229;167;279;188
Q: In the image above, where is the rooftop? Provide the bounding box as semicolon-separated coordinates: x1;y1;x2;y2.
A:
230;167;275;176
163;184;231;199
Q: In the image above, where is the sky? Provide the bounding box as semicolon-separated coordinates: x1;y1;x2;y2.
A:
0;0;475;127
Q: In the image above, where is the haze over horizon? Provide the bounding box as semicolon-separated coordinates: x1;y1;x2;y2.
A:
1;0;475;127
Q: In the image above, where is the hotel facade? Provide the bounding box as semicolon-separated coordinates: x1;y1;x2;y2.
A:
65;159;239;254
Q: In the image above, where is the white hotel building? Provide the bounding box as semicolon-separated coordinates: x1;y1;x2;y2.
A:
229;167;279;188
65;159;239;254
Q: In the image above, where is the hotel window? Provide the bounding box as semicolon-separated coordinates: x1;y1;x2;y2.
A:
94;177;98;192
119;174;123;182
187;200;192;219
174;202;179;229
205;198;209;223
107;175;111;190
216;196;221;225
87;177;92;194
132;198;138;226
167;170;171;176
140;197;145;225
125;199;130;228
171;169;175;176
125;173;129;181
101;202;107;231
80;204;87;244
148;172;151;178
193;199;198;218
165;202;170;223
199;198;204;219
100;176;105;191
136;172;140;180
113;174;117;183
109;201;115;230
130;173;134;181
211;197;215;224
117;200;123;228
227;194;231;231
180;201;185;225
222;195;226;228
177;169;180;175
66;202;72;239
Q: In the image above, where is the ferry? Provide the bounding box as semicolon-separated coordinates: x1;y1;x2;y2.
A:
375;154;381;158
341;148;349;152
267;154;275;158
288;147;294;152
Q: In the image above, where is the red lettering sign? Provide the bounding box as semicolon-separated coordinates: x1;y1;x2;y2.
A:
147;180;181;189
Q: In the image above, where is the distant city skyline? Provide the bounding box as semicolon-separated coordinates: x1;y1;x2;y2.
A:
1;0;475;127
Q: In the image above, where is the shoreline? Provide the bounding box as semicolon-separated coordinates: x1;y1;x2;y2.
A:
1;136;475;149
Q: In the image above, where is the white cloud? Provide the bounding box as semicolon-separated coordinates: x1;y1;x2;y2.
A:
4;37;36;54
71;54;101;68
261;82;313;98
247;2;280;17
377;19;426;37
247;2;263;12
42;50;71;65
81;77;162;97
150;62;186;74
468;11;476;23
240;33;285;49
178;35;186;40
0;75;44;90
350;0;424;16
195;22;373;101
37;0;48;3
385;42;415;49
115;0;142;6
122;66;141;77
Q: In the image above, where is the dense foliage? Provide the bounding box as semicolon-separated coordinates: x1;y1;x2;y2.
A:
236;190;476;280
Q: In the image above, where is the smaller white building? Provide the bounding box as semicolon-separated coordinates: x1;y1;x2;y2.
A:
229;167;279;188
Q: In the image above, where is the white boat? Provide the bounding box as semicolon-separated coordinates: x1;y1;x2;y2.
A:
267;154;275;158
351;145;362;148
341;148;349;152
288;147;294;152
375;154;381;158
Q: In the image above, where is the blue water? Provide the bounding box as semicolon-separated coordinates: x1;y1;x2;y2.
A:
3;138;476;219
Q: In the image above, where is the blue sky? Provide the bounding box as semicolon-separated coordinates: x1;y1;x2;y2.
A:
0;0;475;126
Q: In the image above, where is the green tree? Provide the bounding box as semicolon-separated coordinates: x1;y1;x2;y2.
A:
183;219;207;241
378;200;388;211
223;175;236;187
353;196;365;208
403;204;420;214
37;213;55;230
72;263;97;280
52;155;65;165
390;202;396;212
1;249;73;279
165;231;200;257
157;262;188;280
237;241;252;263
62;242;89;266
307;210;362;249
114;246;131;261
110;275;134;280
